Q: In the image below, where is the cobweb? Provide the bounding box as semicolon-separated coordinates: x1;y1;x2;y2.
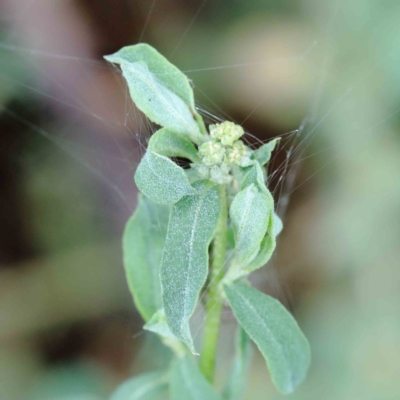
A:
1;0;399;351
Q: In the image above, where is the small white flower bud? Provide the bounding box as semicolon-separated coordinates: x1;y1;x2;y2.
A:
199;141;225;166
209;121;244;147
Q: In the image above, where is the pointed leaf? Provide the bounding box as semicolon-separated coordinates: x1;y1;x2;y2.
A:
252;138;280;166
135;151;195;204
119;61;205;144
160;181;221;353
148;128;200;162
110;371;167;400
224;283;311;395
170;356;222;400
222;328;252;400
241;162;269;195
105;44;207;137
123;195;169;321
230;184;272;265
105;44;195;110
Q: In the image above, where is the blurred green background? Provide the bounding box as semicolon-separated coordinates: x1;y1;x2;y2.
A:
1;0;400;399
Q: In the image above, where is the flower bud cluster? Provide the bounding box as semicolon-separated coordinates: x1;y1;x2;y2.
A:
194;121;252;184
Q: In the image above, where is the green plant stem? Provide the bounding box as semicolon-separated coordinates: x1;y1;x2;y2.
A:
200;185;228;383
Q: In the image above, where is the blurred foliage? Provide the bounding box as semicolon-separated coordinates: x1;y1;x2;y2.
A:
1;0;400;399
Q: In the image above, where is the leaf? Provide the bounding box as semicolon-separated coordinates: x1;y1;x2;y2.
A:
170;356;222;400
135;151;195;204
160;181;221;353
144;309;175;339
105;44;207;138
105;44;195;110
117;60;205;144
148;128;200;162
224;283;311;395
245;234;274;272
222;328;252;400
251;138;280;166
123;195;169;321
240;162;268;194
229;184;272;265
110;371;167;400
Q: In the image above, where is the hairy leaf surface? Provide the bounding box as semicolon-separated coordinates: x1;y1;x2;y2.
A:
135;151;195;204
148;128;200;162
230;184;271;265
245;214;275;272
119;61;204;144
252;138;280;166
144;309;174;339
224;283;311;395
123;195;169;321
170;356;222;400
160;181;220;353
105;43;195;109
110;371;167;400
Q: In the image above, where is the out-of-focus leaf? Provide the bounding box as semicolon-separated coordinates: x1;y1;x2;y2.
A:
230;184;271;265
160;181;220;353
222;328;252;400
110;371;167;400
251;138;280;166
148;128;200;162
224;283;311;395
123;195;169;321
135;151;195;204
170;356;222;400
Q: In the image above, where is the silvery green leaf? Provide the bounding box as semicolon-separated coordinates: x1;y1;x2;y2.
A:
123;195;169;321
240;162;269;195
144;309;174;339
245;213;275;272
105;44;195;109
135;151;195;204
148;128;200;162
230;184;271;265
245;235;275;273
119;60;205;144
160;181;220;353
251;138;280;166
110;371;167;400
224;283;311;395
170;356;222;400
105;44;207;136
222;328;252;400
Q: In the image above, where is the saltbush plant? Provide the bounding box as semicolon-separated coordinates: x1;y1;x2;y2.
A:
105;44;310;399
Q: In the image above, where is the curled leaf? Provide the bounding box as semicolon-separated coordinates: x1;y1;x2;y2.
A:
230;184;272;265
148;128;200;162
